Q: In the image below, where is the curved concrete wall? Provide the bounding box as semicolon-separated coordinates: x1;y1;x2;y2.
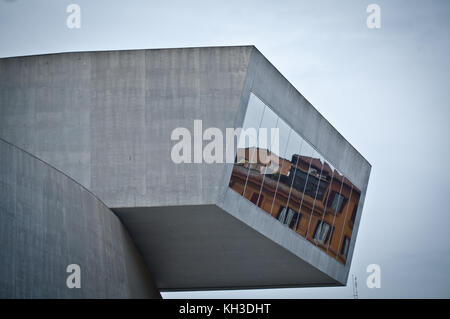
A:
0;138;160;298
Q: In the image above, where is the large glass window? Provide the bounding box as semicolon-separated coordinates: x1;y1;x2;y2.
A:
313;221;333;244
277;206;300;229
228;93;361;264
328;192;346;213
341;236;350;259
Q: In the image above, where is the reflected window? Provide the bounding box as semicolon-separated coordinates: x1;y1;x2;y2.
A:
314;221;333;244
341;236;350;258
289;163;328;201
328;191;346;213
277;206;300;228
349;204;357;228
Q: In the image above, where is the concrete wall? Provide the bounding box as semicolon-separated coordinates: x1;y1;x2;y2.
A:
0;47;252;208
0;138;160;298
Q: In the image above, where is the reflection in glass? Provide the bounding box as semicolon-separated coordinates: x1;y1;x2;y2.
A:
241;104;278;203
253;106;279;207
228;93;362;264
233;94;266;200
336;182;353;262
340;236;350;259
325;174;344;254
277;206;299;228
313;221;333;245
330;193;345;212
256;119;291;215
334;180;361;263
300;152;326;240
290;144;316;235
271;131;304;219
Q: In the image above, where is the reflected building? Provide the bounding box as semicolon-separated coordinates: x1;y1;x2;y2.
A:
0;46;371;296
228;94;364;265
230;145;360;264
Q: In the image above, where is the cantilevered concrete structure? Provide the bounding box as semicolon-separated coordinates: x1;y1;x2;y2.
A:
0;46;371;297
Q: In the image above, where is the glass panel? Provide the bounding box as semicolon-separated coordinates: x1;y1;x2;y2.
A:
257;118;291;216
326;170;345;256
270;130;304;223
333;180;353;263
277;207;300;229
229;93;265;198
237;94;266;150
313;167;344;253
309;157;331;243
288;141;315;237
302;152;328;240
341;236;350;258
334;180;361;264
313;220;332;244
243;105;278;207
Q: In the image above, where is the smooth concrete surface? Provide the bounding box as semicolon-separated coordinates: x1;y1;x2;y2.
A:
114;205;338;291
0;138;160;298
0;46;252;208
0;46;371;290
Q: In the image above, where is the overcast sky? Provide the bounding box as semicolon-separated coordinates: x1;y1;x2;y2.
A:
1;0;449;298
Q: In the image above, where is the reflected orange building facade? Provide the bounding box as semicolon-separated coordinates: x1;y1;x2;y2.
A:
229;147;361;264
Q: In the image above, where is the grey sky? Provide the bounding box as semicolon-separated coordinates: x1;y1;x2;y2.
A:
1;0;449;298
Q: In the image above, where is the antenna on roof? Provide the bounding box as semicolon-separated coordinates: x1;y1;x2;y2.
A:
352;274;359;299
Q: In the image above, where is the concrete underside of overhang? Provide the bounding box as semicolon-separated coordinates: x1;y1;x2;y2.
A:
113;204;340;291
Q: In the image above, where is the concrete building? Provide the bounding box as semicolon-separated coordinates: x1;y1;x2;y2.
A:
0;46;371;297
0;138;160;298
